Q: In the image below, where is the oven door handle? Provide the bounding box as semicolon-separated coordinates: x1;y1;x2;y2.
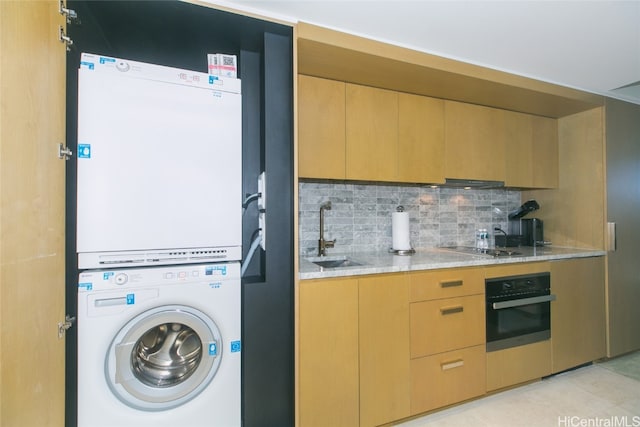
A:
492;294;556;310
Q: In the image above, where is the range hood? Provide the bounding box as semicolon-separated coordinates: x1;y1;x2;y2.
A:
444;178;505;189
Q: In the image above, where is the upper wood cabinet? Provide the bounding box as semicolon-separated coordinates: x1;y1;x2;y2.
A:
299;76;445;183
505;112;558;188
531;115;559;188
504;110;534;188
444;100;506;182
298;76;557;188
398;93;445;184
345;83;399;181
298;75;346;179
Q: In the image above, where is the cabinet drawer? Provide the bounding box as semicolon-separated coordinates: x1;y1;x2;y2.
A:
411;345;486;415
410;294;485;358
410;267;483;302
486;340;551;391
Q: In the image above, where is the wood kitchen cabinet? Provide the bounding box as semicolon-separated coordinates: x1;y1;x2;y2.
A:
298;75;346;179
444;100;506;182
298;78;557;188
346;84;399;181
505;111;558;188
397;93;445;184
531;116;559;188
1;3;67;426
408;267;486;415
504;110;534;188
299;78;445;184
359;274;411;427
551;257;606;373
299;278;360;427
486;340;552;391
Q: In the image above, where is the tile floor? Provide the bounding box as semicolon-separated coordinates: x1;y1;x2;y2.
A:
397;353;640;427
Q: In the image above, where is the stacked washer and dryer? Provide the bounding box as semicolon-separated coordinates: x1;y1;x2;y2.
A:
75;53;243;427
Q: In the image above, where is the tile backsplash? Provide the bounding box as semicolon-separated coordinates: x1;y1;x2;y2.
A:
299;181;522;257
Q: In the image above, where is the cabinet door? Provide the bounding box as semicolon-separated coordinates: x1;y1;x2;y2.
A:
299;279;359;427
1;2;67;426
504;110;533;188
505;113;558;189
531;115;559;188
298;75;346;179
444;101;506;182
346;84;398;181
359;274;410;427
398;93;445;184
551;257;606;373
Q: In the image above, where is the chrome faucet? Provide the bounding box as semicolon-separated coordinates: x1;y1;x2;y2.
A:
318;201;336;256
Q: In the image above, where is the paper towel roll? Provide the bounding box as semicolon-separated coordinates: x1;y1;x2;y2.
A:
392;211;411;251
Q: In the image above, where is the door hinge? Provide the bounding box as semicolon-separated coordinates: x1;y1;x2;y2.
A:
59;0;80;24
58;315;76;339
58;143;73;160
59;26;73;51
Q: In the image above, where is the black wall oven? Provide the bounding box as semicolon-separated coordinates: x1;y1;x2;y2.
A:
486;272;555;352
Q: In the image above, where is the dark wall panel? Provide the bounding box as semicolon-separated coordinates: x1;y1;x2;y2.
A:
242;32;294;426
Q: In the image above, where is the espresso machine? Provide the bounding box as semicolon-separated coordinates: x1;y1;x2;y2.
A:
504;200;546;247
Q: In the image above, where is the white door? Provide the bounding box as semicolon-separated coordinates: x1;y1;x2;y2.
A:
0;1;66;426
105;305;223;410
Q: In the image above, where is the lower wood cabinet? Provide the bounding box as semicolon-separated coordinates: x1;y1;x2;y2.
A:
298;259;605;426
359;274;411;427
298;274;410;427
408;267;486;416
299;278;359;427
551;257;606;373
410;294;484;358
486;340;552;391
411;345;486;414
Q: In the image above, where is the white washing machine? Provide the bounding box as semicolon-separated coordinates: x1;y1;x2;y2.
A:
77;262;241;427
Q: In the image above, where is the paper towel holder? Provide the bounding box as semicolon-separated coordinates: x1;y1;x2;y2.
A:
389;206;415;255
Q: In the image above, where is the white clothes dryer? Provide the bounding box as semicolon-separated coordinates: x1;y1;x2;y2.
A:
77;263;241;427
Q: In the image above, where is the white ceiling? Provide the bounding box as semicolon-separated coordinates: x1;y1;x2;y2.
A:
212;0;640;105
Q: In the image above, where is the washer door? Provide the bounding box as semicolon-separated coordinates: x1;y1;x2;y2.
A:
106;305;223;411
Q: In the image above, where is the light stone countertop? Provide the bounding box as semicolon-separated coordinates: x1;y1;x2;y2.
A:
298;246;606;280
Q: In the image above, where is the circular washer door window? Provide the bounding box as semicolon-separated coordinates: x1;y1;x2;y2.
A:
105;305;223;411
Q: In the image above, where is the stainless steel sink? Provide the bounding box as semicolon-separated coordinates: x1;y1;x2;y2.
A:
307;256;363;269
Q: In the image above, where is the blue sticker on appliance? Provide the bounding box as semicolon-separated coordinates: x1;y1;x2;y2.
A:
206;265;227;276
103;272;114;280
231;340;241;353
99;56;116;64
78;282;93;291
209;343;217;356
126;294;135;305
80;61;94;70
208;75;219;84
78;144;91;158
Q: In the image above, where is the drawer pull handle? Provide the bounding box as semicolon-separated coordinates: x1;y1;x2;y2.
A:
440;305;464;315
440;280;463;288
441;359;464;371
